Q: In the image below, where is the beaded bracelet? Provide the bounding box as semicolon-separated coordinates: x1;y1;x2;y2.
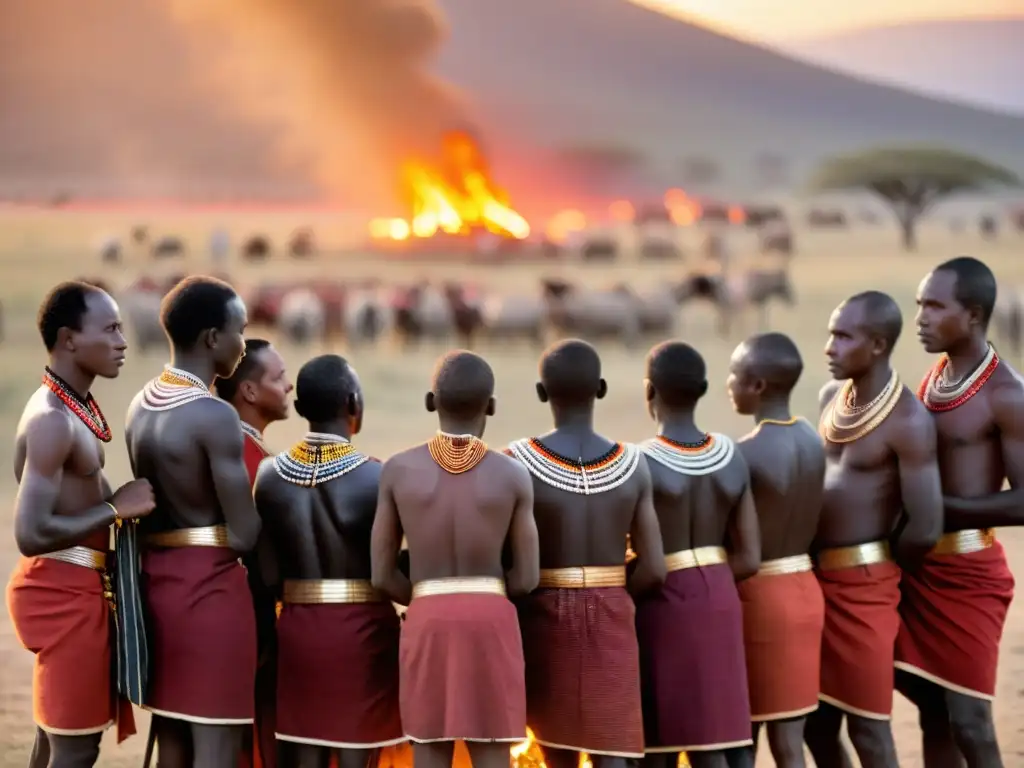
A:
106;501;122;528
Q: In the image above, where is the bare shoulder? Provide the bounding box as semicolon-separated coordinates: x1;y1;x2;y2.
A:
191;395;239;428
889;386;935;445
488;448;532;485
253;456;281;495
22;394;74;443
818;380;842;413
988;362;1024;409
380;444;426;476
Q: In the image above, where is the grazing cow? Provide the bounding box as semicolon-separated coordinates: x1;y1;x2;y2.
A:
609;283;687;336
540;278;641;347
152;236;185;259
277;287;326;345
679;267;795;337
639;235;682;261
478;290;547;348
343;285;392;347
580;237;619;262
392;282;457;348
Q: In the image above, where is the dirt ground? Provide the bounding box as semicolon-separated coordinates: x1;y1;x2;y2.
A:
1;211;1023;766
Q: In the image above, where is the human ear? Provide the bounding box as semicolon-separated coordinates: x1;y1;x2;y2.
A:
486;397;496;417
596;378;608;400
535;382;548;403
425;392;436;412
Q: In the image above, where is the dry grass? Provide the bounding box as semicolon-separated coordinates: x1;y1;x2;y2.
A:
1;209;1024;767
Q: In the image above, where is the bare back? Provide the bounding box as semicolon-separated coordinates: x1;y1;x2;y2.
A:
738;420;825;560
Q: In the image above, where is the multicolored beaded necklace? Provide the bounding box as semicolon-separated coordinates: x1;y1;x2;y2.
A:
140;366;212;411
273;432;368;486
240;421;270;456
42;367;112;442
820;370;902;444
640;432;735;475
506;437;641;495
918;344;999;412
428;432;489;474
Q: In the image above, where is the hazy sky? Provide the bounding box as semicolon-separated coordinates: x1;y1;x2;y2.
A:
631;0;1022;39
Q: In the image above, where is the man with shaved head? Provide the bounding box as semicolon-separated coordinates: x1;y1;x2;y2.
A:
371;350;539;768
728;332;826;767
804;291;943;768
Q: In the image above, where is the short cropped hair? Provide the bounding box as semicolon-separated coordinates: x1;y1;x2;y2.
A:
744;332;803;394
647;341;707;406
539;340;602;403
846;291;902;351
294;354;360;424
431;351;495;418
935;256;997;326
37;281;103;351
214;339;272;403
160;275;238;351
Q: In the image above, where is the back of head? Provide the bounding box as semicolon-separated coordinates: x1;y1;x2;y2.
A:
38;281;103;352
646;341;707;407
745;332;803;394
294;354;359;424
160;275;238;351
935;256;997;326
539;339;602;403
214;338;271;403
846;290;903;353
431;350;495;419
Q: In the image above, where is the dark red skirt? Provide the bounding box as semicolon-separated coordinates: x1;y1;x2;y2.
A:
277;601;404;748
7;556;135;739
400;592;525;742
518;587;643;757
142;547;256;723
636;564;751;752
896;542;1014;699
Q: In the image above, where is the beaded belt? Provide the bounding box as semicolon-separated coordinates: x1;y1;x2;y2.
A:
665;546;727;572
281;579;384;604
758;553;812;577
37;546;106;571
411;576;506;599
931;529;995;556
817;540;891;571
537;565;626;589
147;524;229;548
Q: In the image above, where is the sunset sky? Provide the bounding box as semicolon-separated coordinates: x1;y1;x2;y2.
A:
631;0;1023;39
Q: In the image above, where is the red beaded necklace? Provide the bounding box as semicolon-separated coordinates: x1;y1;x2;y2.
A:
42;367;112;442
917;349;999;413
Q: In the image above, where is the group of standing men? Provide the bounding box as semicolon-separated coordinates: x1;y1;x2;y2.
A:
4;255;1021;768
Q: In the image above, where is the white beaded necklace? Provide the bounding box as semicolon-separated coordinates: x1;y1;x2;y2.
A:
273;431;368;487
140;366;212;411
640;433;735;476
506;438;641;495
923;344;998;407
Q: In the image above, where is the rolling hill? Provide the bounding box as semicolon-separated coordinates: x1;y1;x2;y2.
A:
784;18;1024;116
2;0;1024;208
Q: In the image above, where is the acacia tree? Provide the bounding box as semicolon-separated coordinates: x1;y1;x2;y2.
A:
808;147;1020;250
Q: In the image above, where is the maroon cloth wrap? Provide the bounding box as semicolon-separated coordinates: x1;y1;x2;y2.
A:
636;564;752;752
400;592;526;742
142;547;257;722
276;601;404;747
518;587;644;757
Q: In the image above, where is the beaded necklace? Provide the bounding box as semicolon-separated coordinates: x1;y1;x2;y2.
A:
640;433;735;476
819;370;901;444
747;416;802;437
273;432;368;486
918;344;999;412
506;437;641;495
240;421;270;456
428;432;489;474
140;366;212;411
42;367;112;442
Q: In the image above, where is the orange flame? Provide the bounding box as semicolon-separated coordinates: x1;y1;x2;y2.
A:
370;131;530;241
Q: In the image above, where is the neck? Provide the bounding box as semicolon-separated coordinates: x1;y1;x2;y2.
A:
168;350;217;390
308;419;351;440
753;397;792;424
437;415;484;439
850;362;892;406
47;357;95;400
655;408;703;441
943;334;990;380
235;403;269;435
550;403;594;432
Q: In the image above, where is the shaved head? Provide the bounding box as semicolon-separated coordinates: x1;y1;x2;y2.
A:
845;291;903;353
736;332;803;395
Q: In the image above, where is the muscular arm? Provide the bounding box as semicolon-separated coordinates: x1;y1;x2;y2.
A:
726;457;761;580
14;411;117;556
891;399;943;559
505;462;539;597
944;383;1024;527
628;456;667;595
250;466;281;663
200;403;260;551
370;459;412;605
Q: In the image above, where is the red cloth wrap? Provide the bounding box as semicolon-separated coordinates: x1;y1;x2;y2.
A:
6;554;136;740
142;547;256;723
816;560;901;719
400;592;525;742
276;601;404;748
518;587;644;757
737;568;825;721
637;564;752;752
895;542;1014;699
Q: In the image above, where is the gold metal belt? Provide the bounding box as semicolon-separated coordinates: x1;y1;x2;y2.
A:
931;529;995;556
537;565;627;589
817;540;891;571
147;524;229;548
665;546;727;572
281;579;383;605
411;576;506;599
758;553;813;577
37;546;106;571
